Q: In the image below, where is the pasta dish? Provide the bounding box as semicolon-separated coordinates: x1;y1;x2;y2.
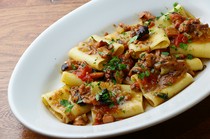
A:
41;3;210;125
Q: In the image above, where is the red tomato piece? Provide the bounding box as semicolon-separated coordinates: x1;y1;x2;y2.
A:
174;34;188;46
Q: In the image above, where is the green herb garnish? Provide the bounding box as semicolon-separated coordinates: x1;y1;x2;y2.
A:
98;51;104;55
115;71;120;77
71;64;77;70
175;54;180;58
156;93;169;100
173;2;178;8
138;70;150;79
140;53;146;58
104;56;120;71
180;43;188;50
104;56;126;71
138;72;145;80
170;45;178;51
186;54;194;59
110;91;116;97
174;7;178;12
144;19;153;26
145;70;150;77
97;81;102;90
161;52;169;56
117;96;125;104
108;39;115;45
112;78;117;84
93;57;98;64
129;35;138;43
60;99;74;113
110;48;115;53
90;35;95;41
149;29;155;35
95;89;114;106
77;97;84;105
118;63;126;70
164;14;170;20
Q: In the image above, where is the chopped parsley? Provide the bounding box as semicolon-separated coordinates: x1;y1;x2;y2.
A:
175;54;180;58
110;91;116;97
112;78;117;84
145;70;150;77
122;32;127;35
77;99;83;104
140;53;146;58
161;52;169;56
115;71;120;77
144;19;153;26
164;14;170;20
95;89;114;107
110;48;115;53
86;82;94;88
60;99;74;113
76;96;85;105
149;29;155;35
179;43;188;50
118;63;127;70
104;56;126;71
108;39;115;45
138;72;145;79
71;64;77;70
93;57;98;64
104;56;120;70
98;51;104;55
129;35;138;43
173;2;178;8
173;2;179;12
90;35;95;41
170;45;178;51
117;96;125;104
186;54;194;59
138;70;150;80
156;93;169;100
140;65;145;69
97;81;102;90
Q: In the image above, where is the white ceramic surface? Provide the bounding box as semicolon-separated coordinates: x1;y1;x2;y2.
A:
8;0;210;138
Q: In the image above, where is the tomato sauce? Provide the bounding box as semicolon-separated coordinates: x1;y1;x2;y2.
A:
74;65;93;82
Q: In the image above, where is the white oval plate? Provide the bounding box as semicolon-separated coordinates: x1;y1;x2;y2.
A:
8;0;210;138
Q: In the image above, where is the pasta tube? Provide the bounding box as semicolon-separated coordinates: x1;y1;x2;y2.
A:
170;42;210;59
90;82;144;124
157;4;195;28
61;71;83;87
185;58;203;71
131;73;194;106
91;93;143;124
129;26;170;57
42;86;91;123
68;47;106;70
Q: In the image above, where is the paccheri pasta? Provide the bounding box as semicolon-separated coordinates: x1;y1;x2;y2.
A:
42;3;210;125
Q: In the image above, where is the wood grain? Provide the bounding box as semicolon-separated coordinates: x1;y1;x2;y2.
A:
0;0;209;139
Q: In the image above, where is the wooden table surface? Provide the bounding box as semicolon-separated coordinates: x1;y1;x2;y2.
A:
0;0;210;138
